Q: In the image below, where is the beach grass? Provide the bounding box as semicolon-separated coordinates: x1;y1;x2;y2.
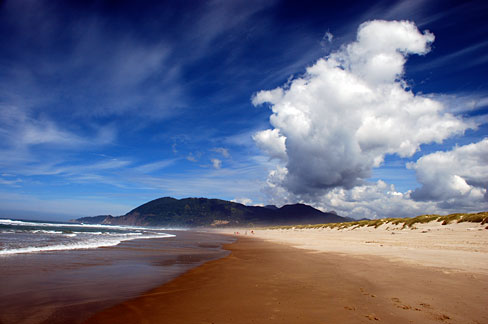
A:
264;211;488;230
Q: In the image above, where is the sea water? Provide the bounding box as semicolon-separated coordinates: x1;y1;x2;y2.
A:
0;218;174;255
0;227;233;323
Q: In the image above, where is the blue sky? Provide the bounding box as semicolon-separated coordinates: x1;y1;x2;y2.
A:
0;0;487;220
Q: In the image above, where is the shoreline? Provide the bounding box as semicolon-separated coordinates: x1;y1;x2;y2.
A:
86;235;488;324
0;230;234;324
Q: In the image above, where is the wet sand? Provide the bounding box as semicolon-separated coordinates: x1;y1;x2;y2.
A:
0;231;234;324
86;236;488;324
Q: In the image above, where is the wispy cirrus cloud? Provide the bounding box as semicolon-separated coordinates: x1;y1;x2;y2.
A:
0;104;118;175
122;157;268;203
133;159;178;174
410;40;488;73
1;159;132;178
0;176;22;187
0;191;133;218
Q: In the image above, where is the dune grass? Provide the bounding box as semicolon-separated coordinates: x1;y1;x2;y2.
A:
264;211;488;230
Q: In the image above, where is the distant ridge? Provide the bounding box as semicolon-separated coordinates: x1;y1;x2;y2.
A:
75;197;347;227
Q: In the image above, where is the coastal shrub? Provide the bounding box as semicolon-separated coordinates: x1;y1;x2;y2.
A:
457;212;488;224
401;214;441;228
391;218;405;226
439;213;463;225
367;219;386;228
261;211;488;230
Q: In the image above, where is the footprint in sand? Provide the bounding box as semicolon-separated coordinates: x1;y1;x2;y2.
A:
436;314;451;321
391;297;417;311
391;297;401;303
418;303;452;322
360;287;376;297
365;314;380;321
344;306;356;311
391;299;451;321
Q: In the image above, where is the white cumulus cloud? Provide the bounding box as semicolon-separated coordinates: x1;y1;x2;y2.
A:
263;178;445;219
212;147;230;158
252;129;287;161
253;20;472;202
211;158;222;169
231;197;253;205
316;181;437;219
409;138;488;207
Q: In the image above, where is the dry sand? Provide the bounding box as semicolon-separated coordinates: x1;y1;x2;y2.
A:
242;221;488;275
86;223;488;324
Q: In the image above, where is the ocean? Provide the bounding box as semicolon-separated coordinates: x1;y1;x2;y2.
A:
0;218;174;255
0;218;234;324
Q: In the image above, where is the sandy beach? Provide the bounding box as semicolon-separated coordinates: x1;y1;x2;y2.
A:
247;220;488;275
2;2;486;323
87;222;488;324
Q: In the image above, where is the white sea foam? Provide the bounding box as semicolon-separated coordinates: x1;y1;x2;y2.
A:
0;218;177;256
72;231;104;235
0;233;175;256
31;230;65;234
0;218;170;231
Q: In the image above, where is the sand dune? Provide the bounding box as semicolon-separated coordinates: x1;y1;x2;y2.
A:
230;220;488;274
